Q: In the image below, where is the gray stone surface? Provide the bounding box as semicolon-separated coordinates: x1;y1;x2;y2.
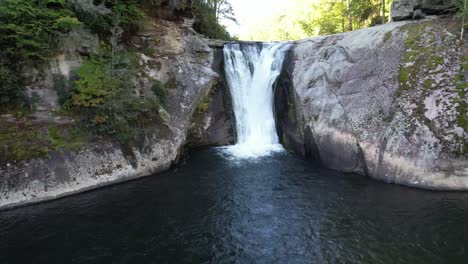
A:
412;9;426;19
391;0;458;21
187;80;235;147
276;19;468;190
391;0;414;21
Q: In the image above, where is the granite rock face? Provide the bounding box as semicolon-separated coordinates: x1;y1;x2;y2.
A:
276;18;468;190
187;46;235;147
0;17;232;209
391;0;458;21
187;81;235;147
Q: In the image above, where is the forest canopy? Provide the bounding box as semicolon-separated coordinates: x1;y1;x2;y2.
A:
241;0;392;41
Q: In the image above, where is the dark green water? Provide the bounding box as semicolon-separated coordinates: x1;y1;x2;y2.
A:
1;148;468;264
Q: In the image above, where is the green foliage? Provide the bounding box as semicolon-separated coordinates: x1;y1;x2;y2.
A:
71;55;120;107
456;55;468;131
0;67;21;109
69;0;144;35
456;0;468;29
140;0;188;9
0;122;87;163
0;0;81;108
397;22;439;97
0;0;79;62
52;16;82;33
196;95;210;114
0;124;50;162
151;79;167;105
48;125;85;150
244;0;391;40
69;50;162;143
192;1;231;40
0;0;233;111
105;0;145;34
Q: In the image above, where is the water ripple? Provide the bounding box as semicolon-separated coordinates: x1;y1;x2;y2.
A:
1;148;468;263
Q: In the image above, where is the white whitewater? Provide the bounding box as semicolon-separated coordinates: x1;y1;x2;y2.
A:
221;42;291;158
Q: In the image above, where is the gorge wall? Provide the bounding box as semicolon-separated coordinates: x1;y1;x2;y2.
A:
275;17;468;190
0;16;234;210
1;12;467;210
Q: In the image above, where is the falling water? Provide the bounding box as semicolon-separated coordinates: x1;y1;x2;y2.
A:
222;42;291;158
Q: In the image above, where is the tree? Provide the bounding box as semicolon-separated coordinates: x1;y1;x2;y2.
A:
346;0;353;31
192;0;233;39
210;0;237;23
458;0;468;39
244;0;392;41
193;0;236;23
382;0;386;24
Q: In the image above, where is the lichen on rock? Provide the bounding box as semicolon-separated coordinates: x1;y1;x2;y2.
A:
278;18;468;190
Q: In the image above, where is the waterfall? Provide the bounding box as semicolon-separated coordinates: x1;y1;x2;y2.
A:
221;42;291;158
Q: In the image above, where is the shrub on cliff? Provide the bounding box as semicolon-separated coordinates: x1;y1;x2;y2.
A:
192;1;231;40
68;50;162;143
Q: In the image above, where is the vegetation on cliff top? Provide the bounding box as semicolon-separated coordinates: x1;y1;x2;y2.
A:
0;0;232;111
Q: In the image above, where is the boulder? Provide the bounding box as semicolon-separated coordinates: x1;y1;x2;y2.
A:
276;18;468;190
412;9;426;19
391;0;414;21
391;0;457;21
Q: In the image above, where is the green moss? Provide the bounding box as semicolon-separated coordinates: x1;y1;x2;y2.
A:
461;55;468;71
456;53;468;131
399;66;410;83
457;101;468;130
433;56;444;65
48;125;85;151
422;79;436;90
151;79;166;105
0;124;49;163
0;121;89;163
383;31;392;43
150;36;161;45
427;56;444;71
194;80;222;115
397;22;445;97
165;76;177;90
398;66;411;95
282;133;291;150
67;50;162;144
197;96;210;113
403;51;417;61
455;81;468;131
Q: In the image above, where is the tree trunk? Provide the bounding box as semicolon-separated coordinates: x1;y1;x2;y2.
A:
346;0;353;31
341;0;345;32
382;0;386;24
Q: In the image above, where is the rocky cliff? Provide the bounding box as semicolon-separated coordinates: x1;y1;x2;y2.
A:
0;17;233;209
1;13;467;211
275;17;468;190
